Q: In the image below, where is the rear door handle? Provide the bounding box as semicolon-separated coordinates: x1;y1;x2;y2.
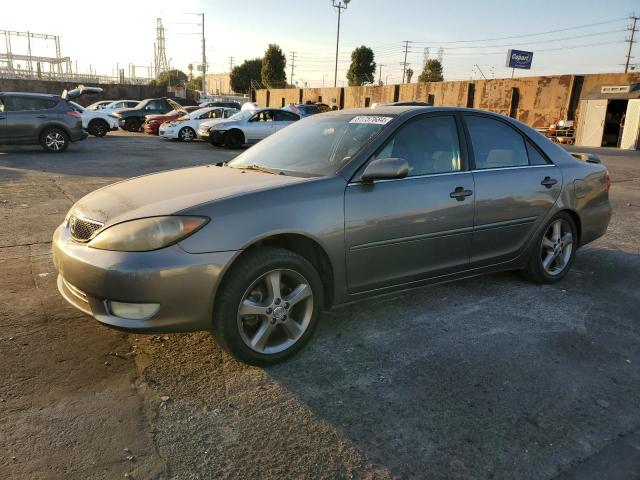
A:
450;186;473;201
541;176;558;188
36;114;47;118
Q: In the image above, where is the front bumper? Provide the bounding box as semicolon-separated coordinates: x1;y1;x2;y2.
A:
197;129;210;141
143;122;160;134
159;127;178;139
52;223;237;333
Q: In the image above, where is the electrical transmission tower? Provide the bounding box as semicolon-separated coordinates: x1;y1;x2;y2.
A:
229;56;235;72
624;14;639;73
289;52;296;85
154;18;169;78
422;47;430;69
437;47;444;64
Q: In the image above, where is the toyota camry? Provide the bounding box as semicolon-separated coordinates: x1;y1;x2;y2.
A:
53;106;611;364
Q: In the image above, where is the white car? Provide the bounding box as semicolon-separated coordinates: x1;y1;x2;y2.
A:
86;100;140;114
198;108;300;148
159;107;238;142
70;101;119;137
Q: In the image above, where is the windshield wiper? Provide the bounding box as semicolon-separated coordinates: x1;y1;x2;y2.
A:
238;164;285;175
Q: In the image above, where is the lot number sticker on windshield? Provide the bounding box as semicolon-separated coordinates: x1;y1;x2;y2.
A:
349;116;393;125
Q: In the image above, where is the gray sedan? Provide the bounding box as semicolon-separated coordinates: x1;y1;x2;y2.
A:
52;107;611;364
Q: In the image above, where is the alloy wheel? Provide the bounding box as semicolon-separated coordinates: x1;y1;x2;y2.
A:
236;269;313;354
540;218;573;276
180;128;194;141
45;132;66;151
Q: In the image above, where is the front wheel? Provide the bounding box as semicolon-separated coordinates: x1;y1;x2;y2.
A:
88;119;109;137
223;130;244;149
178;127;196;142
212;247;323;365
523;212;577;284
123;118;141;132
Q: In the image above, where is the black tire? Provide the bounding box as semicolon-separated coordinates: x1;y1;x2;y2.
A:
523;212;577;284
40;127;69;153
212;247;324;365
178;126;196;142
223;129;244;149
123;118;141;132
210;139;223;147
88;119;109;137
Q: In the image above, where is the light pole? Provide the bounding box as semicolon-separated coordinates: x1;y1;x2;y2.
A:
378;64;385;85
322;74;328;88
332;0;350;87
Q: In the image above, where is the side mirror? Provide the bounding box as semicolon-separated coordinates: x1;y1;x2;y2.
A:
361;158;409;183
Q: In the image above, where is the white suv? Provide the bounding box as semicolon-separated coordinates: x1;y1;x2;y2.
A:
70;101;119;137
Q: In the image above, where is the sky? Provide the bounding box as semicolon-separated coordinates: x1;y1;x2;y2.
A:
1;0;638;87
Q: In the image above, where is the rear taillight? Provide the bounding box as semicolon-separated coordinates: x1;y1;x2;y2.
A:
605;172;611;192
66;110;81;118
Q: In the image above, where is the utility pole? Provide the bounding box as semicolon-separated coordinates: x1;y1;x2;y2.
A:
474;64;487;80
201;13;206;95
378;64;385;84
332;0;350;87
290;52;296;85
401;40;411;84
229;56;235;72
624;14;639;73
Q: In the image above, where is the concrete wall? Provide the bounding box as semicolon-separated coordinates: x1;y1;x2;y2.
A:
254;72;640;130
0;79;167;106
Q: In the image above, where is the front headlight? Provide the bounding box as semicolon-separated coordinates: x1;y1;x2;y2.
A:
88;216;208;252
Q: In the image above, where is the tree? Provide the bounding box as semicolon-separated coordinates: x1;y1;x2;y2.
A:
406;68;414;83
150;69;188;88
261;44;287;88
230;58;263;93
418;59;444;82
346;46;376;86
187;75;203;91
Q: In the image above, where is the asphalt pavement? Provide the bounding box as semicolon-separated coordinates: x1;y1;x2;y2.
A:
0;132;639;479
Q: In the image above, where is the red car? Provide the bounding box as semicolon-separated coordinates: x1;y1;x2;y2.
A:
143;106;200;135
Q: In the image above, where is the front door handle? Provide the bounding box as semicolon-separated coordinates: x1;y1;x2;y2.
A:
450;186;473;201
36;114;47;118
541;176;558;188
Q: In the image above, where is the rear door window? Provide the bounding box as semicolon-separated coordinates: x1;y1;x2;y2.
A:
274;111;300;122
465;115;528;169
526;141;551;165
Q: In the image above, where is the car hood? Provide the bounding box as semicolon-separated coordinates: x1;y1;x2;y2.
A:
204;118;239;129
71;165;307;226
146;113;178;122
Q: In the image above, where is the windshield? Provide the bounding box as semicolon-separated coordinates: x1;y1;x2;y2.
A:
227;110;254;121
69;101;85;112
87;101;108;111
228;114;393;176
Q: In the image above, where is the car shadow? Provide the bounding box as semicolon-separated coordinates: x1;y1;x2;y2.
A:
265;247;640;479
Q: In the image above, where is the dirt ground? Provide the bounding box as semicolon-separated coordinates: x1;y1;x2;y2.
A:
1;133;639;479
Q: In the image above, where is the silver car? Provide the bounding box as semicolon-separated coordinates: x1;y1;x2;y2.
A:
52;107;611;364
204;107;300;148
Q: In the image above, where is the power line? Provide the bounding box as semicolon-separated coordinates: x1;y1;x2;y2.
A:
411;17;628;44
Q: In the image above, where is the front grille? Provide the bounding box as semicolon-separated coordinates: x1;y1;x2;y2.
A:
69;213;103;242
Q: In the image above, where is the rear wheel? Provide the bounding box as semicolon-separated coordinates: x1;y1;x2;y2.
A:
523;212;577;284
88;119;109;137
212;247;323;365
123;118;141;132
178;126;196;142
40;128;69;153
223;130;244;149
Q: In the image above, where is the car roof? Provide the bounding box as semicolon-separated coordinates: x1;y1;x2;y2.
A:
0;92;60;99
330;105;511;118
